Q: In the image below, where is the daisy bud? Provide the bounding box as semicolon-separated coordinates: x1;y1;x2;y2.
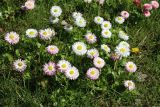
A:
143;11;151;17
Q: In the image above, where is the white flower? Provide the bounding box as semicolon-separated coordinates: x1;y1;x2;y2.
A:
115;45;130;57
64;25;73;32
50;17;59;24
75;17;86;28
124;80;135;91
94;16;104;25
101;29;112;38
101;44;111;53
5;32;20;44
118;41;130;48
84;0;92;3
65;66;79;80
118;31;129;40
87;48;99;59
101;21;112;30
50;6;62;17
125;61;137;72
93;57;105;69
115;16;125;24
57;60;71;72
85;32;97;44
86;67;100;80
46;45;59;55
39;28;55;40
72;42;87;56
13;59;27;72
24;0;35;10
26;28;38;38
72;12;83;19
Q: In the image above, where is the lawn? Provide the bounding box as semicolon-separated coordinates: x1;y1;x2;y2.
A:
0;0;160;106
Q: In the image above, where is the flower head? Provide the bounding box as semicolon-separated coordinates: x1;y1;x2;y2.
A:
46;45;59;55
143;3;152;11
72;42;87;56
143;11;151;17
24;0;35;10
125;61;137;72
151;1;159;9
43;62;56;76
94;16;104;25
65;66;79;80
124;80;135;91
13;59;27;72
115;45;130;57
50;17;59;24
131;47;140;54
101;44;111;53
111;53;121;61
5;32;20;44
120;11;130;19
39;28;55;40
101;29;112;38
115;16;125;24
93;57;105;69
72;12;83;19
87;48;99;59
50;6;62;17
26;28;38;38
75;17;86;28
118;31;129;41
57;60;71;72
118;41;130;48
86;67;100;80
85;32;97;44
101;21;112;30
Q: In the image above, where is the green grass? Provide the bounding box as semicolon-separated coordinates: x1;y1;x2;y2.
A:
0;0;160;106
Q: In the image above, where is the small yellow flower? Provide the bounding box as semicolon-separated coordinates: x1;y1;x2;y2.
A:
131;48;140;53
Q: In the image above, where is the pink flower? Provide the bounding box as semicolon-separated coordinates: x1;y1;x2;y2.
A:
143;11;151;17
24;0;35;10
86;67;100;80
5;32;20;45
120;11;130;19
46;45;59;55
133;0;141;7
143;3;152;11
151;1;159;9
43;62;56;76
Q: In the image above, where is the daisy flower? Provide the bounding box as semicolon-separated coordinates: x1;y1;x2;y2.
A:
101;29;112;38
93;57;105;69
94;16;104;25
124;80;135;91
115;45;130;57
143;11;151;17
84;0;92;3
50;6;62;17
46;45;59;55
86;67;100;80
151;1;159;9
39;28;55;40
87;48;99;59
24;0;35;10
111;53;121;61
5;32;20;44
50;17;59;24
26;28;38;38
13;59;27;72
101;21;112;30
72;42;87;56
65;66;79;80
120;11;130;19
118;31;129;41
118;41;130;48
57;60;71;72
72;12;83;19
101;44;111;53
75;17;86;28
115;16;125;24
125;61;137;72
43;62;56;76
85;32;97;44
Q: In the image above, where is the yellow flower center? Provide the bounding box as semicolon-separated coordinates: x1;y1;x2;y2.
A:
77;45;82;50
104;31;109;35
54;9;58;12
104;23;108;27
131;48;140;53
120;48;126;53
90;70;95;75
29;31;35;35
128;82;132;87
18;62;23;67
62;64;67;68
89;35;93;40
48;66;53;71
129;64;133;69
90;52;95;56
118;17;122;20
50;47;55;51
69;70;75;75
43;31;48;36
97;60;101;64
97;18;101;21
9;34;15;40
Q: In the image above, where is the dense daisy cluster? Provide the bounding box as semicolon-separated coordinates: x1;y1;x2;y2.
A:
4;3;141;92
